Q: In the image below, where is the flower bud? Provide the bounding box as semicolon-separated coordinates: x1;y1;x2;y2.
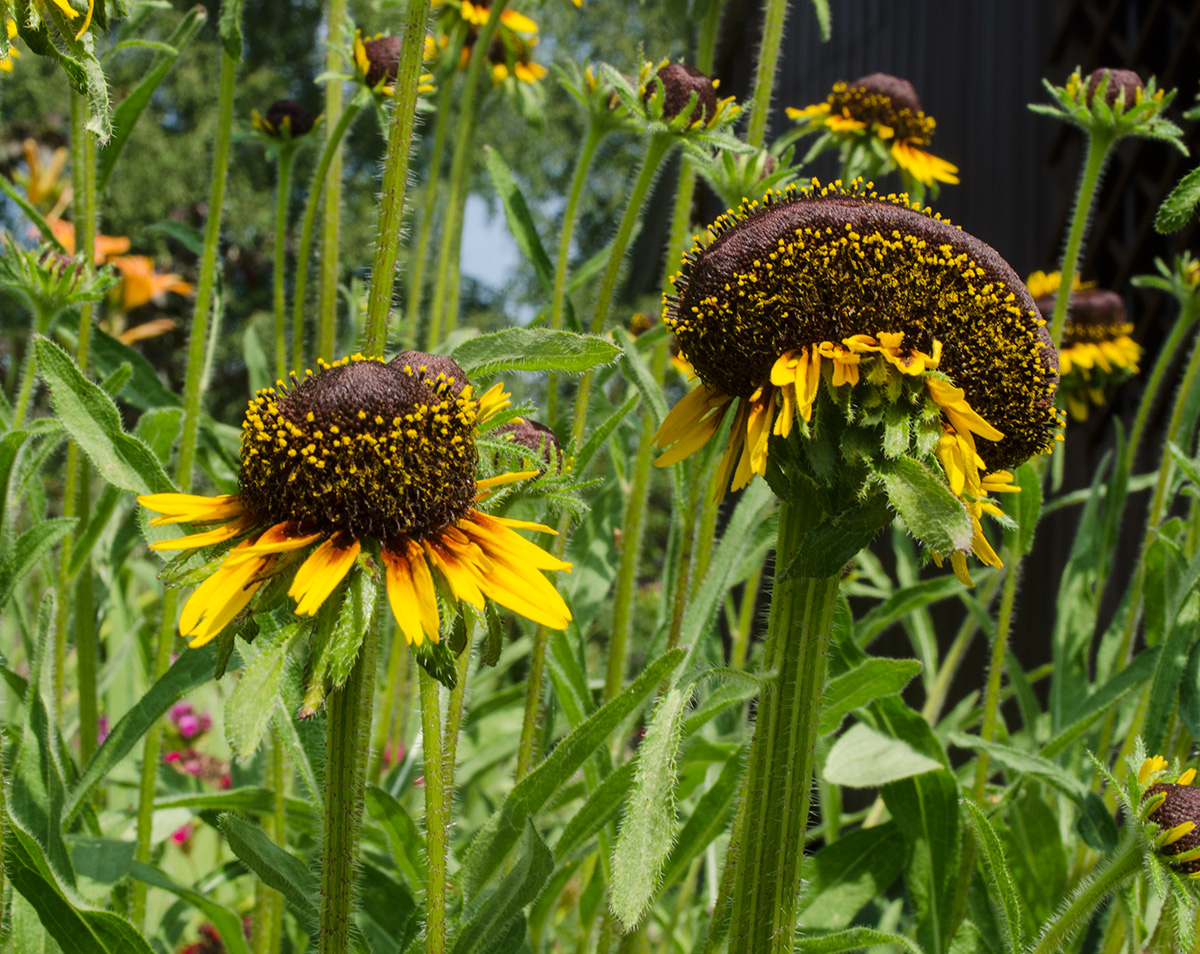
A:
648;62;717;123
496;418;564;472
362;35;404;88
1085;68;1143;109
263;99;316;138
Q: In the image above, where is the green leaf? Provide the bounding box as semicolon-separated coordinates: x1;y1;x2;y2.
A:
962;800;1022;954
883;769;962;954
875;456;973;556
0;174;68;251
797;824;905;931
795;927;923;954
0;517;76;611
946;734;1087;802
365;786;427;894
610;683;691;928
1156;165;1200;233
34;337;174;495
1008;460;1043;557
451;328;621;378
574;393;639;475
613;327;667;426
1179;640;1200;741
301;568;374;713
67;484;120;578
217;0;243;59
88;329;182;410
818;658;922;735
809;0;832;41
782;495;893;580
553;760;636;862
225;625;300;759
483;145;577;330
659;742;747;890
451;820;554;954
64;640;241;824
218;813;319;919
6;828;155;954
97;6;206;192
129;862;252;954
460;647;686;900
824;723;943;787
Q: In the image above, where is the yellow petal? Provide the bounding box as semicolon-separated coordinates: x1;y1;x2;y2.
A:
654;397;729;467
462;511;571;571
178;545;268;645
150;513;257;551
500;9;537;32
383;549;428;646
713;402;749;501
289;535;361;616
476;469;541;491
139;493;245;526
45;0;79;18
653;383;732;450
423;539;485;609
1179;768;1196;786
223;523;323;565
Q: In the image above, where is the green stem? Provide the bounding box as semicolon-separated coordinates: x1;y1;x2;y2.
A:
131;589;179;928
364;0;432;359
1127;304;1200;480
744;0;789;148
727;489;840;954
515;622;548;781
291;95;367;371
420;667;448;954
405;80;455;348
316;0;348;364
569;133;673;448
319;595;379;954
13;304;55;427
75;465;97;765
177;50;238;492
1049;131;1115;348
546;121;605;426
729;565;762;669
252;731;286;954
972;554;1020;803
1030;833;1142;954
371;627;406;781
442;621;474;785
667;462;704;651
425;0;509;347
921;571;1002;723
272;144;297;380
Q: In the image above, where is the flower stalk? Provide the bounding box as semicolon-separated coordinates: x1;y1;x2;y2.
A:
568;132;673;447
405;80;455;348
420;666;448;954
425;0;510;348
291;92;367;370
744;0;789;148
319;591;380;954
726;481;840;954
971;555;1019;802
316;0;348;364
272;143;298;380
364;0;433;358
545;120;604;427
133;47;240;928
1048;131;1116;348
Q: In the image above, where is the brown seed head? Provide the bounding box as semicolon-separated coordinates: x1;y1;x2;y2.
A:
648;63;718;123
265;99;316;137
1145;783;1200;873
829;73;936;144
1085;68;1143;109
1036;289;1130;344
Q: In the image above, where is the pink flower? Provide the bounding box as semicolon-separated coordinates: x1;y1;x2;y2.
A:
171;822;194;846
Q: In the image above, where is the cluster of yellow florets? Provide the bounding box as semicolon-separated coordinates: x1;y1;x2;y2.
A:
238;354;479;541
665;181;1061;471
826;79;936;144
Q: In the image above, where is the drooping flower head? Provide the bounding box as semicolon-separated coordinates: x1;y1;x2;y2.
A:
654;180;1061;584
787;74;959;187
354;31;434;96
1029;270;1140;422
252;99;319;140
139;353;571;652
645;62;719;125
428;1;546;85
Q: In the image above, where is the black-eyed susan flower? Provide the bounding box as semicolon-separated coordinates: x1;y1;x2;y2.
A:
429;1;545;85
653;180;1061;584
1029;270;1141;422
1140;755;1200;876
787;74;958;187
354;31;434;96
252;99;319;140
139;353;572;649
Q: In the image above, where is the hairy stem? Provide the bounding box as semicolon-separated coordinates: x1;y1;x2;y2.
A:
425;0;509;347
546;121;605;426
569;133;673;448
272;144;297;380
727;487;839;954
364;0;432;358
420;667;448;954
1030;833;1141;954
291;95;367;371
972;554;1021;803
319;596;379;954
316;0;348;364
744;0;790;148
405;80;455;348
1049;131;1115;348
